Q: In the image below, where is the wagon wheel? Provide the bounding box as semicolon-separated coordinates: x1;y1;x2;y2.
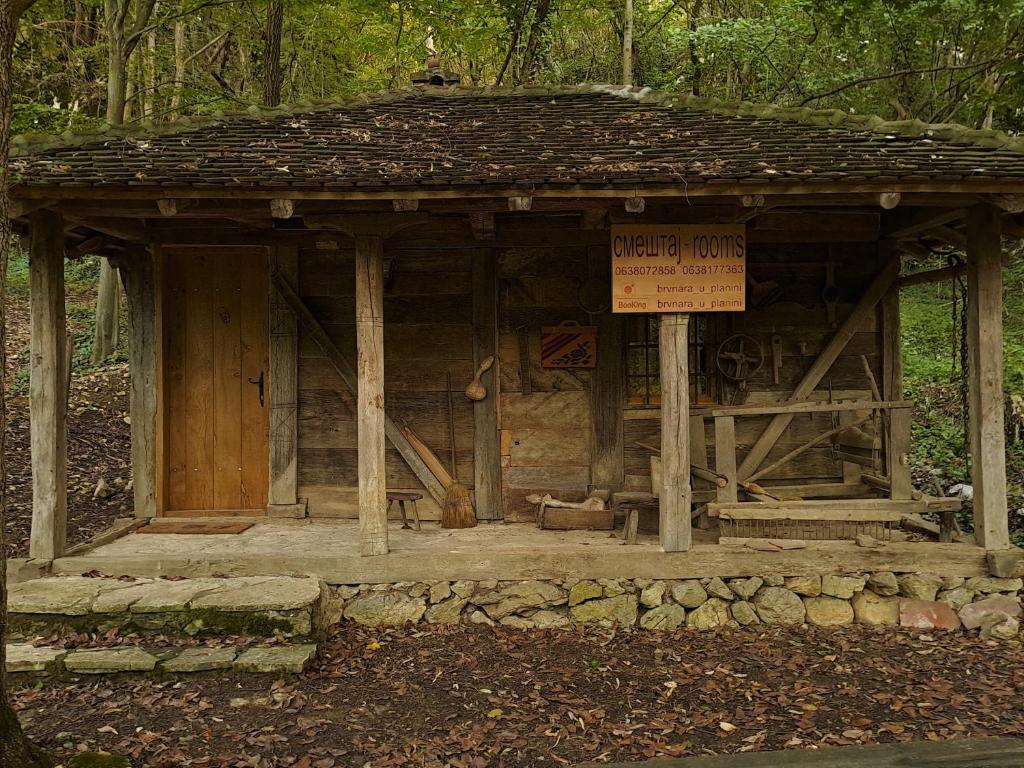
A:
716;334;765;383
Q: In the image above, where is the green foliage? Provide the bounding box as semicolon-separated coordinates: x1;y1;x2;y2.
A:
12;102;102;136
901;247;1024;539
5;249;127;393
11;0;1024;132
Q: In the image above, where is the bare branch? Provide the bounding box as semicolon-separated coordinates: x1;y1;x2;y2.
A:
798;55;1007;107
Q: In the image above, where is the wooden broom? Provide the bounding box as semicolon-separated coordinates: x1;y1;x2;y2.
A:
441;369;477;529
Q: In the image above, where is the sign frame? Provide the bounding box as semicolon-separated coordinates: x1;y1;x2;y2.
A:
611;224;747;313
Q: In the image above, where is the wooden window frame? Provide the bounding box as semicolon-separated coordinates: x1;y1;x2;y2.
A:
626;314;717;406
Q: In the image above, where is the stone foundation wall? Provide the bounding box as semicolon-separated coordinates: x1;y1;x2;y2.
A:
325;574;1023;640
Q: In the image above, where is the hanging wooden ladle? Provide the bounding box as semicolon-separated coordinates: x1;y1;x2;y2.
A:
465;355;495;401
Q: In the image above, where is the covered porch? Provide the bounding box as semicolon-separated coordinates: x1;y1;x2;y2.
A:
9;85;1024;584
45;518;1001;584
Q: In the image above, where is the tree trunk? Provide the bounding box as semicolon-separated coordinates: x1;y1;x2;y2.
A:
622;0;633;86
143;27;156;120
96;2;130;355
92;257;120;363
516;0;551;85
170;19;185;118
98;0;158;362
687;0;703;96
1;0;53;764
263;0;283;106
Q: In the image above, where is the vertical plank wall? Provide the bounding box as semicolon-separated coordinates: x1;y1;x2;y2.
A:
297;223;476;519
295;216;606;520
293;217;888;521
623;241;887;491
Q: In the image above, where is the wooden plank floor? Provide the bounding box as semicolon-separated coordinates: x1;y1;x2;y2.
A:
44;519;1019;584
582;738;1024;767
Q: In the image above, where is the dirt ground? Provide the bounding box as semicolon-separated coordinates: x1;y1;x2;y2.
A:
9;623;1024;767
4;287;133;559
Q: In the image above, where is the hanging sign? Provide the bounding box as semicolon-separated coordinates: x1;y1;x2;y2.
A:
540;322;597;369
611;224;746;313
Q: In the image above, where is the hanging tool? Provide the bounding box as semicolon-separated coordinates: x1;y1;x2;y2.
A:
770;334;783;385
465;355;495;401
822;261;839;326
441;370;476;529
716;333;765;392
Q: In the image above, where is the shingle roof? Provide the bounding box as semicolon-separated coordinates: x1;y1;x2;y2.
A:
10;84;1024;194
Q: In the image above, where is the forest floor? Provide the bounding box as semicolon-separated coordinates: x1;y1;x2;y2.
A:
9;622;1024;767
4;251;132;558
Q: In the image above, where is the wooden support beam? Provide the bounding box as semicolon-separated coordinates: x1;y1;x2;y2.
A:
714;416;738;504
881;281;906;485
990;194;1024;213
157;199;178;217
747;415;873;484
472;248;502;519
68;235;110;259
270;199;295;219
118;248;158;519
966;205;1010;550
580;209;608;230
11;199;56;219
877;192;901;210
268;245;299;510
70;216;147;242
356;234;388;556
697;399;913;419
270;270;446;504
897;263;965;288
659;314;692;552
469;212;495;241
28;210;69;559
590;312;625;493
737;253;901;481
885;207;965;239
932;224;967;248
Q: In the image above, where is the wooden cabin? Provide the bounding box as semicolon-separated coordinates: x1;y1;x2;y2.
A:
9;84;1024;584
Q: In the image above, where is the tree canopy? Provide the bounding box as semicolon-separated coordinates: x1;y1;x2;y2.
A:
11;0;1024;137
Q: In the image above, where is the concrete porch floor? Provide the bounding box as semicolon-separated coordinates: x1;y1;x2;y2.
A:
46;518;1007;584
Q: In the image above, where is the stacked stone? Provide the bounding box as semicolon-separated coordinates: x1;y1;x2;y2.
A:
329;574;1023;639
6;643;317;675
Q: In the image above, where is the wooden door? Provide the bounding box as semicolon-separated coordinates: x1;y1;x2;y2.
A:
162;247;270;514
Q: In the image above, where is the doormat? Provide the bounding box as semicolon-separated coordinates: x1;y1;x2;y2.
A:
136;520;255;535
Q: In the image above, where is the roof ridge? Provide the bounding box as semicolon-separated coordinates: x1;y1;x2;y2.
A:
589;83;1024;154
10;81;1024;158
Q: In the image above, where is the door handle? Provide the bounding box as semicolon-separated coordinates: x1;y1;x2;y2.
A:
248;371;265;408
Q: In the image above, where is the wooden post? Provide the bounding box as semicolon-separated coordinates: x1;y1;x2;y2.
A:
590;312;625;492
881;256;912;500
268;245;300;513
356;234;388;556
118;248;158;518
659;313;692;552
714;415;738;504
887;407;913;500
472;248;502;519
28;210;69;560
966;206;1010;550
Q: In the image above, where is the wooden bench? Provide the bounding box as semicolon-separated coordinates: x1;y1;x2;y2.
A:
386;491;422;531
